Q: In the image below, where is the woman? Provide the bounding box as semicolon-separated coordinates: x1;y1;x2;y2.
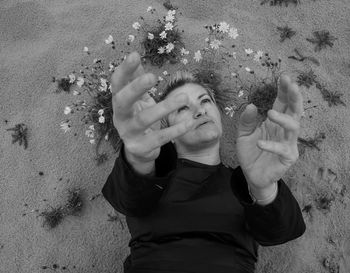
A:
102;52;306;273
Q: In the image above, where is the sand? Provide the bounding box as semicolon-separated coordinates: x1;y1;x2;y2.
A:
1;0;350;272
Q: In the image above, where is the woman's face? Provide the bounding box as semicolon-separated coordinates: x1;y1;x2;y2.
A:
165;83;223;150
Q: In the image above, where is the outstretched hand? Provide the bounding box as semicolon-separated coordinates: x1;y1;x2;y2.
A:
236;75;304;190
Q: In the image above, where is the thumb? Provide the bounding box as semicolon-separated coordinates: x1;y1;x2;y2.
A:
237;103;259;137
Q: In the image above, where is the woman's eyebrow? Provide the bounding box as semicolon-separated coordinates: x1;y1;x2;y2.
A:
198;93;209;99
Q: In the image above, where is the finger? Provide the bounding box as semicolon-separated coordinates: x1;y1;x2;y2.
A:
272;74;290;113
267;109;300;142
148;118;197;150
114;73;157;116
129;93;189;132
285;81;304;121
257;140;297;165
111;52;145;96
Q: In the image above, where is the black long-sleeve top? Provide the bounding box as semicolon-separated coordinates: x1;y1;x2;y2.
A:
101;141;306;273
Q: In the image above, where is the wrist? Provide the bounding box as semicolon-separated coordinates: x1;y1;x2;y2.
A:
248;182;278;205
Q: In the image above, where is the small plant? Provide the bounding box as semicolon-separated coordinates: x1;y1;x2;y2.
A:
40;206;65;229
163;0;178;10
6;123;28;149
288;48;320;66
306;30;338;52
261;0;300;7
296;69;317;88
315;81;346;107
277;26;296;42
39;188;84;229
297;132;325;156
53;76;74;93
315;192;335;212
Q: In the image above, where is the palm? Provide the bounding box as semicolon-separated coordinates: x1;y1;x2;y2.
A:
236;113;292;189
235;75;304;189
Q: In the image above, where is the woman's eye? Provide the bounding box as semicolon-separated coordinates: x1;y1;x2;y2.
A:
202;98;211;103
178;106;188;113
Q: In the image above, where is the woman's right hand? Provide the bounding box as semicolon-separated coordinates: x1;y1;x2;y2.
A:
111;52;196;164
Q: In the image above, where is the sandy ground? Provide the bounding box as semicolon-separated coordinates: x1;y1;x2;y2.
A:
1;0;350;272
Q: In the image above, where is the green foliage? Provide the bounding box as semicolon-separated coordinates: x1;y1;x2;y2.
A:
277;26;296;42
306;30;338;52
296;69;317;88
6;123;28;149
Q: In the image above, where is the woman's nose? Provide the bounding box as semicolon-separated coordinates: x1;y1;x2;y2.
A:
194;107;206;118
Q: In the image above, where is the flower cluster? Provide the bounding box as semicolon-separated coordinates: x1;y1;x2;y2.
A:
129;7;185;67
153;21;283;119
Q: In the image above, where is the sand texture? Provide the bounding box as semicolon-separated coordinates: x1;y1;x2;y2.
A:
1;0;350;272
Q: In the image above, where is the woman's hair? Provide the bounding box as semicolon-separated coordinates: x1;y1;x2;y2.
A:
159;71;217;128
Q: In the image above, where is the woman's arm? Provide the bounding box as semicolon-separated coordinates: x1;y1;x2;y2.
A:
230;165;306;246
101;142;176;217
102;140;176;217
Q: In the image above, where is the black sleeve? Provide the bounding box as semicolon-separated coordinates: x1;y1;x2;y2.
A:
230;165;306;246
101;141;177;217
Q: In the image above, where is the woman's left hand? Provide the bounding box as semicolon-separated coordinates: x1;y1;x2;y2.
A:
236;75;304;190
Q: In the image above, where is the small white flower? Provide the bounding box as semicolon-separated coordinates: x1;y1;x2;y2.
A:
218;22;230;33
158;47;165;54
60;121;71;133
109;63;115;72
132;22;141;30
228;27;239;39
85;129;94;138
83;47;89;52
64;106;72;115
99;116;105;123
158;76;164;81
238;90;244;97
181;58;188;65
165;22;173;31
149;87;157;95
105;35;113;44
105;133;109;141
90;139;95;144
69;74;76;83
231;52;237;59
194;50;202;62
163;71;168;76
77;77;84;87
99;78;108;92
180;48;189;55
98;109;104;115
245;67;252;72
253;50;264;62
89;125;95;131
225;105;235;118
165;14;175;22
245;48;253;55
231;72;237;77
128;35;135;42
160;31;167;39
165;42;174;53
73;90;80;96
147;6;153;12
210;39;221;50
148;33;154;40
168;10;176;16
